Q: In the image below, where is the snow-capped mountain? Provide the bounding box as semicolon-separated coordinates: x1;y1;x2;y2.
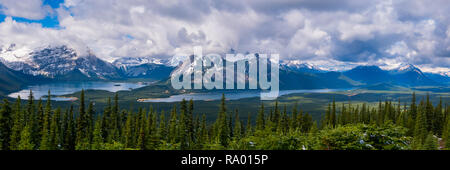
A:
281;60;324;73
388;64;436;85
343;65;391;84
113;57;168;70
0;44;447;88
343;64;438;86
390;64;424;75
113;57;174;80
424;73;450;85
0;44;177;81
439;72;450;77
0;44;34;63
0;45;120;80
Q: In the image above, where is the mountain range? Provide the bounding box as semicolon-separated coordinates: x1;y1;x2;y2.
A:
0;45;448;94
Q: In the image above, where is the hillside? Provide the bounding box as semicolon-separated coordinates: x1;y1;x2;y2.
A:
0;62;46;95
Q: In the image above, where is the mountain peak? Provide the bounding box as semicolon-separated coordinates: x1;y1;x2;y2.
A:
351;65;383;71
281;60;324;73
0;44;33;63
113;56;167;69
0;45;119;79
284;60;319;69
392;63;424;75
397;63;418;71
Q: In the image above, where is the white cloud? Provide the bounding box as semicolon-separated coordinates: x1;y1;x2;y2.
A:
287;20;331;58
419;66;450;76
0;0;448;71
386;41;417;59
0;0;51;20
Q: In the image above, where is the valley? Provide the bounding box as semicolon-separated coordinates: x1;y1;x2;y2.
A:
12;86;448;124
1;44;449;123
1;0;450;153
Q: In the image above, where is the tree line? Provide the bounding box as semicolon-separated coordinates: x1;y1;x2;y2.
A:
0;90;449;150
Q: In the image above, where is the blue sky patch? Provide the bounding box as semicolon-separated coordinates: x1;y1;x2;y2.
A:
0;0;64;28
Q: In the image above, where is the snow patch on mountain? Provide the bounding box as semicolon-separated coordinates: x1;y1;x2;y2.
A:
113;57;167;70
0;45;119;79
282;60;320;69
387;63;426;77
0;44;33;63
419;66;450;77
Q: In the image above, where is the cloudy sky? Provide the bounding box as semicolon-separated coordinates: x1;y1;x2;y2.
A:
0;0;449;72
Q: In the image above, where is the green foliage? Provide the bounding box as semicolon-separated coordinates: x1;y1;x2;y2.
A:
216;94;230;147
0;91;447;150
422;133;439;150
318;123;411;150
91;116;104;150
18;125;34;150
413;107;428;149
39;91;52;150
0;99;12;150
444;116;450;150
229;130;306;150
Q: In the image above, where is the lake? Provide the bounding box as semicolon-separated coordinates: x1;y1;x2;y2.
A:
8;81;147;101
139;89;350;102
8;81;351;102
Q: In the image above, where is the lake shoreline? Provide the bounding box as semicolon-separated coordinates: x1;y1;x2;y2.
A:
7;81;147;101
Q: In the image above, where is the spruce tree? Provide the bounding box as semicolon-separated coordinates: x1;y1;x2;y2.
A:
109;94;119;142
423;133;439;150
193;115;200;145
301;113;313;133
187;99;194;144
433;97;443;136
63;105;75;150
168;105;177;143
425;94;434;131
331;100;336;128
410;92;417;119
233;109;242;139
147;111;159;150
179;99;189;149
91;116;104;150
26;90;39;147
35;99;44;145
86;102;95;143
40;92;52;150
291;104;298;130
18;124;34;150
123;111;134;148
277;105;288;134
217;94;229;147
76;90;89;148
158;111;167;141
228;113;233;138
199;114;208;145
0;99;12;150
413;107;427;149
322;104;331;129
299;111;306;132
245;113;252;136
49;108;61;150
361;103;368;124
101;98;111;141
256;103;265;131
113;93;119;118
136;111;147;150
26;90;34;120
273;101;280;130
9;96;22;150
445;117;450;150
